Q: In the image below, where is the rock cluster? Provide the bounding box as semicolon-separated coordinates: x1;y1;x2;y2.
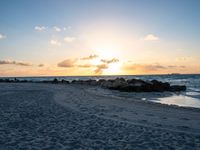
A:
70;78;186;92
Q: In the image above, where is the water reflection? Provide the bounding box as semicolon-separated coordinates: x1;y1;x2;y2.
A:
152;94;200;108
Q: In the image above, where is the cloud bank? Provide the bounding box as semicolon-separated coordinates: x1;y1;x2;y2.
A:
57;56;120;75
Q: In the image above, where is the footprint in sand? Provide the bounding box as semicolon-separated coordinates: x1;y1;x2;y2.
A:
180;118;190;121
177;125;190;130
162;117;167;120
154;123;162;127
138;120;148;123
145;113;154;117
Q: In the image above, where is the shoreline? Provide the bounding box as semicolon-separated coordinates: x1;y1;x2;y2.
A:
0;81;199;110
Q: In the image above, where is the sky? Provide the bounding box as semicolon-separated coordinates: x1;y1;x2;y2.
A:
0;0;200;76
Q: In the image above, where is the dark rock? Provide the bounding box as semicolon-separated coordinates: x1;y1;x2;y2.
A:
97;79;106;85
61;79;69;84
127;79;146;86
100;80;113;88
86;80;97;86
151;80;170;92
110;78;185;92
108;78;128;89
71;80;83;84
52;78;58;84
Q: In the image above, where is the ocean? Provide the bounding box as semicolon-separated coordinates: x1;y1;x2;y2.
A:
2;74;200;108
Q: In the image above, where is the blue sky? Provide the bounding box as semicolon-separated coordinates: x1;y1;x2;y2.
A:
0;0;200;76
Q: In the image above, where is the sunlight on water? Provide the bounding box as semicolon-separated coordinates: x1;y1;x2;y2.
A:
152;94;200;108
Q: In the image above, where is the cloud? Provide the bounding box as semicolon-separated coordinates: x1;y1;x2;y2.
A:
123;63;187;74
50;40;61;46
168;65;184;68
176;56;192;61
0;33;6;39
101;58;119;64
94;64;108;74
77;64;94;68
63;26;71;31
124;63;166;72
81;54;98;60
64;36;76;42
144;34;159;41
94;58;119;74
57;59;77;67
54;26;61;32
57;57;119;74
34;26;46;31
0;60;32;66
38;64;44;67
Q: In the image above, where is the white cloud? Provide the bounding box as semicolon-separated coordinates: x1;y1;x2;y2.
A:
176;56;193;61
0;33;6;39
63;26;72;31
34;26;46;31
64;36;76;42
50;40;61;46
54;26;61;32
144;34;159;41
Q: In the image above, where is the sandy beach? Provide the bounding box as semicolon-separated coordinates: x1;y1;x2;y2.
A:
0;82;200;150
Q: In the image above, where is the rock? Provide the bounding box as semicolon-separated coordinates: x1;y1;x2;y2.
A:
71;80;83;84
151;80;170;92
61;79;69;84
52;78;58;84
88;80;98;86
97;79;106;85
66;78;186;93
100;80;113;88
127;79;146;86
109;78;128;89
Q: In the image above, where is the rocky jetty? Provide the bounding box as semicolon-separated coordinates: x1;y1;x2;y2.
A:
70;78;186;92
0;77;186;92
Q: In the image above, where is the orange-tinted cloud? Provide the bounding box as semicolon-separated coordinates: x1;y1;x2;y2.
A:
57;59;77;67
123;63;188;74
101;58;119;64
38;64;44;67
94;64;108;74
0;60;32;66
81;54;98;60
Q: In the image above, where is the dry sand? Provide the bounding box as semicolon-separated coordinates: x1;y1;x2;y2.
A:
0;83;200;150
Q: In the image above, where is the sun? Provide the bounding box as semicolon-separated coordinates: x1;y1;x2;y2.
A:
103;61;122;75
